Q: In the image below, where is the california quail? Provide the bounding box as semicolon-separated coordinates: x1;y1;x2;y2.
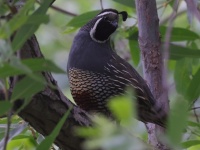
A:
67;9;166;127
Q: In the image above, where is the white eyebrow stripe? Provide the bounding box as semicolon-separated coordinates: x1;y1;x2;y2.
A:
97;11;118;17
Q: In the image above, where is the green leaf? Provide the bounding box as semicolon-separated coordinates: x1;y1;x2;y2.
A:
24;15;49;25
174;59;191;95
108;93;135;125
0;101;13;115
186;68;200;102
167;99;188;147
76;125;100;138
11;0;54;51
0;2;9;15
11;75;45;101
169;44;200;59
129;40;140;66
22;58;65;73
187;121;200;129
168;0;176;9
160;26;200;41
66;10;100;28
36;109;71;150
0;58;65;78
0;123;28;148
0;0;35;39
113;0;135;8
76;114;147;150
127;27;140;65
76;116;116;138
8;135;38;149
182;140;200;149
127;27;138;41
11;15;49;51
0;63;26;78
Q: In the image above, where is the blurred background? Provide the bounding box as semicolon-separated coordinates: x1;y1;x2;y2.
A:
1;0;200;149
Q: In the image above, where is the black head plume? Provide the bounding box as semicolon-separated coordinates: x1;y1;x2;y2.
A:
118;11;128;21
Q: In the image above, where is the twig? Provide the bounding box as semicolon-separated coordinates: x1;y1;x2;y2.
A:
2;78;12;150
100;0;104;10
187;127;200;137
3;110;12;150
160;9;186;25
36;0;77;16
191;106;200;110
185;0;200;22
191;100;200;122
193;108;199;122
157;0;173;10
162;0;180;104
50;5;77;16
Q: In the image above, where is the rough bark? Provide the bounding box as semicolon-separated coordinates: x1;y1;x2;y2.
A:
9;35;92;150
135;0;169;150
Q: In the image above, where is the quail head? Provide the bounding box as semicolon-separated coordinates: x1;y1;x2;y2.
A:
67;9;166;127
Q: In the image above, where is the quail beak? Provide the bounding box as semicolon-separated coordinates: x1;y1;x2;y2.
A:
106;13;119;28
110;19;118;28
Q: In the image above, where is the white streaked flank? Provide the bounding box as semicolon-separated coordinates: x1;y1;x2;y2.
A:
135;86;144;93
120;62;127;69
130;78;139;83
115;75;132;83
104;66;110;72
111;79;126;85
138;95;146;100
122;70;132;76
111;55;116;60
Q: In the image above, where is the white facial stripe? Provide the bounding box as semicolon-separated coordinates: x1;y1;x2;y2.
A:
90;18;107;43
90;18;102;38
97;11;118;17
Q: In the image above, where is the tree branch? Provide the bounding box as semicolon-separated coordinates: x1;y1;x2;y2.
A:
185;0;200;22
159;9;186;25
135;0;169;149
190;106;200;110
7;35;92;150
36;0;77;16
100;0;104;10
3;111;12;150
50;5;77;16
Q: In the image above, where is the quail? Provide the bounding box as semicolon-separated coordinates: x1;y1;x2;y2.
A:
67;9;166;127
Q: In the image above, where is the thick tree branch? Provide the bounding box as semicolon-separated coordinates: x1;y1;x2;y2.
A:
7;35;91;150
135;0;169;150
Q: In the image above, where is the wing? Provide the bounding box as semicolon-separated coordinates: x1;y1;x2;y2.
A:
104;53;166;124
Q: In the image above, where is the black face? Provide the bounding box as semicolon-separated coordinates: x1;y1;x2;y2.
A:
93;15;118;42
89;9;128;43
